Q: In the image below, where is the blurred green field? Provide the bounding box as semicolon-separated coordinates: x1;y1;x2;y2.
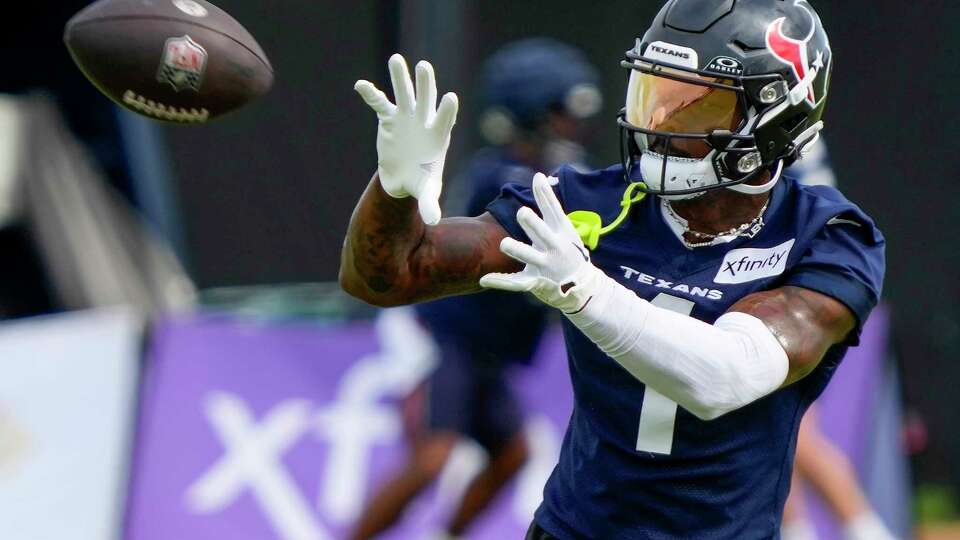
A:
916;485;959;525
916;485;960;539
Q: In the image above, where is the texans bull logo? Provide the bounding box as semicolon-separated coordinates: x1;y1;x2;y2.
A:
764;1;828;108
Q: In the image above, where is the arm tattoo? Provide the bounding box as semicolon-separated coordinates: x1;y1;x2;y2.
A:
340;174;518;306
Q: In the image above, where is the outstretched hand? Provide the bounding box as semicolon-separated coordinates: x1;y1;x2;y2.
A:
354;54;459;226
480;173;602;313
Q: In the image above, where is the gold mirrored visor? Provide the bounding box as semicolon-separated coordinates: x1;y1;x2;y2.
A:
626;68;744;158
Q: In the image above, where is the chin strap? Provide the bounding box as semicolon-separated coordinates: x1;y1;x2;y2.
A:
726;159;784;196
566;157;783;250
567;182;647;250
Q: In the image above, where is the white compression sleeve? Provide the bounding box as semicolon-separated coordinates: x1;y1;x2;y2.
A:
566;272;790;420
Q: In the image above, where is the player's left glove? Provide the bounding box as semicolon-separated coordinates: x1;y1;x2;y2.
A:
480;173;604;313
354;54;459;226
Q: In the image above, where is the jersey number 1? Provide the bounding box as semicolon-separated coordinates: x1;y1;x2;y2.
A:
635;293;695;455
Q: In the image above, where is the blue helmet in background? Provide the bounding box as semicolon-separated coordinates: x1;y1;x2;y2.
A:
480;38;602;145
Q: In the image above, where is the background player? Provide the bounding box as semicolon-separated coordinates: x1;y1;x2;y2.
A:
781;143;898;540
782;406;899;540
343;1;885;537
349;38;601;540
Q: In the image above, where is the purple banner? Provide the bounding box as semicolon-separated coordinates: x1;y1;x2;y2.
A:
126;308;904;540
125;309;572;540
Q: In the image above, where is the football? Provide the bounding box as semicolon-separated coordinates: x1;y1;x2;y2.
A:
64;0;274;124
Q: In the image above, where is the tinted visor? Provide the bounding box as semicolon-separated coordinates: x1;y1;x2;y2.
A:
626;69;744;159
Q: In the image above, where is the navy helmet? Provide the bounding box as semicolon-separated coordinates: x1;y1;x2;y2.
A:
480;38;602;144
619;0;833;199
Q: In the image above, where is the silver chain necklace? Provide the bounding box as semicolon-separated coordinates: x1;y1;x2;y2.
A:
665;199;770;249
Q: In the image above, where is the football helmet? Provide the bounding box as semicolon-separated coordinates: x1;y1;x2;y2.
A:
480;38;602;145
619;0;833;199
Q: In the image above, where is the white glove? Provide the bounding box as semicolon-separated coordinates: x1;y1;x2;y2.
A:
480;173;604;313
354;54;459;225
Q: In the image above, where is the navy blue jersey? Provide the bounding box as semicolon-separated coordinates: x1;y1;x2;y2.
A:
415;149;550;364
486;164;885;540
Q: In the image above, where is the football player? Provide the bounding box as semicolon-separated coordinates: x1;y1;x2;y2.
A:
349;39;601;540
342;1;885;538
781;406;899;540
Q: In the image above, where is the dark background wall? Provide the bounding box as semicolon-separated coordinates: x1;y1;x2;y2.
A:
161;1;959;486
163;1;391;287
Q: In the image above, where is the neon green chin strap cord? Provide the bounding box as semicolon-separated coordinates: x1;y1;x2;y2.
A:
567;182;647;250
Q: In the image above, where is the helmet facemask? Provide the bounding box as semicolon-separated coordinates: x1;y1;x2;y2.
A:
619;46;786;200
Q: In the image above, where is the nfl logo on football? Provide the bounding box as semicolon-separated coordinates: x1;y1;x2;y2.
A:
157;35;208;92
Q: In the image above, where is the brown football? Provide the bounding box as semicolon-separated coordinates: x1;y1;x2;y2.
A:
64;0;273;124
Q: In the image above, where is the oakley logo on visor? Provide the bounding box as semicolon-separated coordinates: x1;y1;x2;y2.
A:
645;41;698;69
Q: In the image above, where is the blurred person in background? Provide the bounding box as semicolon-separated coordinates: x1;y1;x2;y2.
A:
781;407;898;540
349;38;602;540
780;143;898;540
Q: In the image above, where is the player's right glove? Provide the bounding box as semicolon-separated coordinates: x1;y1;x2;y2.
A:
354;54;459;226
479;173;604;314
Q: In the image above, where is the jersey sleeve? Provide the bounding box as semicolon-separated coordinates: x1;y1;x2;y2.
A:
485;167;569;244
783;211;886;339
465;177;508;218
485;182;538;243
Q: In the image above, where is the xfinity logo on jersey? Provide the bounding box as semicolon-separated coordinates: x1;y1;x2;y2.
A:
644;41;699;69
714;239;795;284
620;266;724;301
